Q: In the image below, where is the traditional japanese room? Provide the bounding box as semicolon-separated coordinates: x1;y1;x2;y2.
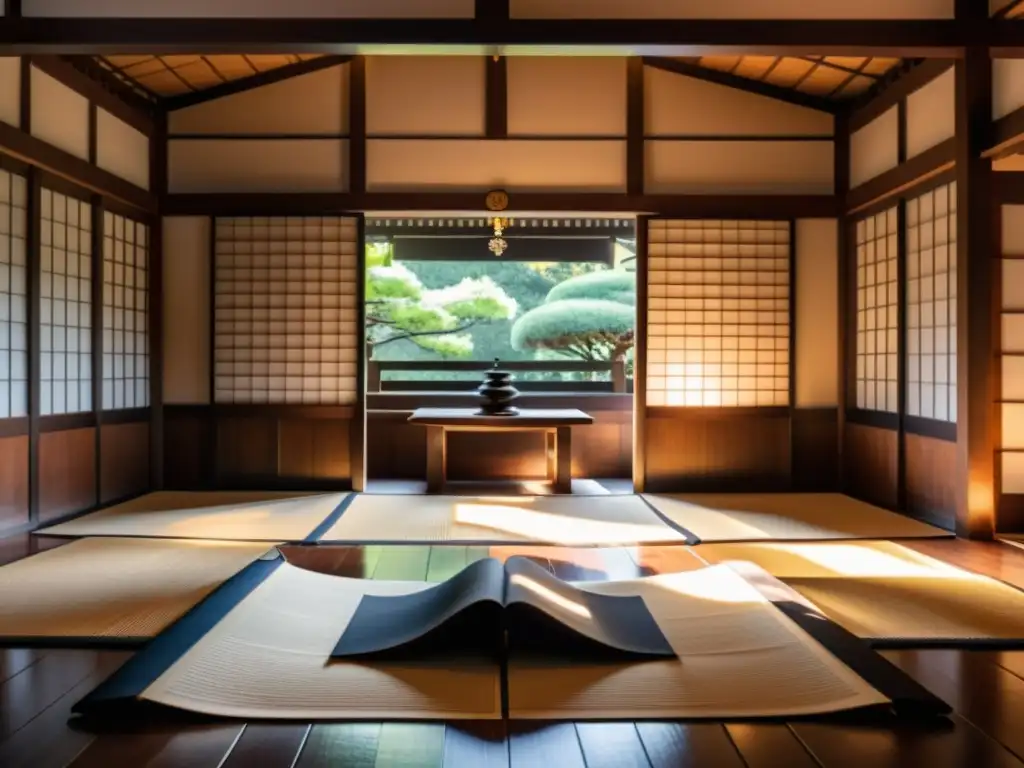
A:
3;1;1024;766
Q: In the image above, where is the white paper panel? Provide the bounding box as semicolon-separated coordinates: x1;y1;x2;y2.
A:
169;65;348;136
1004;356;1024;401
213;217;360;406
993;60;1024;121
366;56;484;136
96;109;150;190
168;139;347;193
0;168;28;419
1005;260;1024;310
850;106;899;189
367;139;626;192
645;140;834;195
1004;206;1024;255
507;57;626;136
1003;452;1024;495
26;0;474;17
102;212;150;410
646;219;791;408
163;217;210;404
1003;403;1024;450
39;189;92;416
795;219;838;408
644;66;832;138
30;66;89;160
855;207;900;414
906;68;954;160
511;0;953;18
0;57;20;128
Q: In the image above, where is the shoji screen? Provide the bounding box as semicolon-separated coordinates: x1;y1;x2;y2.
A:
0;167;27;419
854;206;898;413
1002;205;1024;494
102;211;149;410
646;219;791;407
213;216;359;405
39;187;92;416
906;182;956;424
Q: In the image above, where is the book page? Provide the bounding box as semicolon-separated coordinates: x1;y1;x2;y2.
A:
503;557;675;658
332;558;506;658
141;562;502;720
508;564;890;719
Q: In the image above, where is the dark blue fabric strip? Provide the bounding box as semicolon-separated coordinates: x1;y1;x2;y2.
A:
636;495;701;545
304;492;359;543
73;552;284;714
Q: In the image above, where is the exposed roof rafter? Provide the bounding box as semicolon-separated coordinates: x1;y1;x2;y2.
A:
164;54;352;111
642;56;838;115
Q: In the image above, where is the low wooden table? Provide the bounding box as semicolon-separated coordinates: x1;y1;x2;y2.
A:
407;407;595;493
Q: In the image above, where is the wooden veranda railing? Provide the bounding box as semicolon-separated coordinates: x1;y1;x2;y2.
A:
366;359;631;394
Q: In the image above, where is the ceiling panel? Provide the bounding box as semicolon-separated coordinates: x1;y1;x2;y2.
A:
95;53;321;99
679;55;903;101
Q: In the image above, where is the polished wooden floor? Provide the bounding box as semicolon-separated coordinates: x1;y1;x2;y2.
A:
3;533;1024;767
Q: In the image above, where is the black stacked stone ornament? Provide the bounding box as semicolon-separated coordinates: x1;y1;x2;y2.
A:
475;358;519;416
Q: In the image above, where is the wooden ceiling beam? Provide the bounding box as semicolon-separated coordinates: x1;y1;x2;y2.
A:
163;54;352;111
643;56;838;114
0;18;1010;57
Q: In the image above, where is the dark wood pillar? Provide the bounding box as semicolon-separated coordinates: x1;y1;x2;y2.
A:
954;47;997;539
835;111;850;493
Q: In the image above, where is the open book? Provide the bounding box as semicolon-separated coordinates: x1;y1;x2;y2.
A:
331;556;676;661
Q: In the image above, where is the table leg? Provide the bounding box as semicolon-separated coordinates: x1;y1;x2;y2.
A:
555;426;572;494
545;429;557;481
425;426;446;493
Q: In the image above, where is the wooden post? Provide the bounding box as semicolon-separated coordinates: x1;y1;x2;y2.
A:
611;358;626;393
954;46;997;539
425;425;445;493
555;426;572;494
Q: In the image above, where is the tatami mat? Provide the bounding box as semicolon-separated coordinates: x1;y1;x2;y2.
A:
35;491;347;542
0;538;274;642
696;541;1024;645
119;562;502;720
317;494;688;545
643;493;950;542
89;561;887;720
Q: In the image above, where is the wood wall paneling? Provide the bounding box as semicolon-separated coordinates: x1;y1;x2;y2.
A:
791;408;839;491
278;418;352;482
644;409;791;492
843;421;899;510
0;435;29;532
365;55;484;136
99;421;150;503
905;431;956;527
163;407;209;489
38;426;95;521
215;416;277;481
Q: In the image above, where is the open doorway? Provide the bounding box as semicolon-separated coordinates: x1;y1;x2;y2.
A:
362;214;637;495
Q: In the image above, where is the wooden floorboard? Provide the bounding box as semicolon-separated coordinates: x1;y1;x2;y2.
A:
2;535;1024;766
